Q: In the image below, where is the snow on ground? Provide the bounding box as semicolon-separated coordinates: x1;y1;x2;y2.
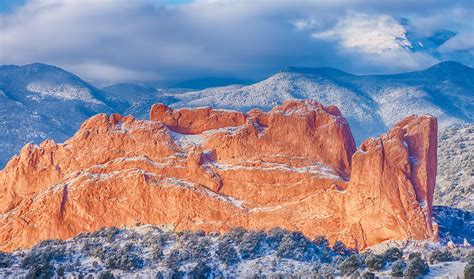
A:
0;225;471;278
26;82;102;104
435;124;474;211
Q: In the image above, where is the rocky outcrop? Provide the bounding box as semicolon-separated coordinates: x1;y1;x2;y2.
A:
0;100;437;251
347;116;437;247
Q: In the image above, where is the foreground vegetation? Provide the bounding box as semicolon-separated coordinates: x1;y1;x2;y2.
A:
0;225;472;278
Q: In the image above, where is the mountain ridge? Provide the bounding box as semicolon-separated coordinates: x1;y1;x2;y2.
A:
280;61;472;77
157;60;472;141
0;63;116;167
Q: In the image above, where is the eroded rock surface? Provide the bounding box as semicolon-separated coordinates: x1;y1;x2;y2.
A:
0;100;437;251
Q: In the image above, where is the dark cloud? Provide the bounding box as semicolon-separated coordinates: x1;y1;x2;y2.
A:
0;0;472;85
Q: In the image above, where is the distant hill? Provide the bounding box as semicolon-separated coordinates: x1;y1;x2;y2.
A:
0;63;114;167
157;61;473;143
101;82;183;119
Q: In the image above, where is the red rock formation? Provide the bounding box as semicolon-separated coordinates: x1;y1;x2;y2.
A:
0;100;437;251
346;117;437;247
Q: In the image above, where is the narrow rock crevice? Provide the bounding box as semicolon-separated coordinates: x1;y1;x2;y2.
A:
59;185;68;219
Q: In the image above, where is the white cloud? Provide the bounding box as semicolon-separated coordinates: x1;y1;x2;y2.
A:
312;13;412;54
0;0;472;84
438;32;474;53
66;62;159;85
292;18;320;31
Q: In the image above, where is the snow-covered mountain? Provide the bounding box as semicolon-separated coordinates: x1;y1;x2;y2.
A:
101;83;185;119
0;61;472;175
156;61;473;143
0;63;114;167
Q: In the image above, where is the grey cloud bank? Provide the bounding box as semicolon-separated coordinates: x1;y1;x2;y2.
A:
0;0;472;85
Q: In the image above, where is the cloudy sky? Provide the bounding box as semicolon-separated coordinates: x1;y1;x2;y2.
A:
0;0;473;86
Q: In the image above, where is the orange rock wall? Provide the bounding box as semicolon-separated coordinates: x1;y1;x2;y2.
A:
0;100;437;251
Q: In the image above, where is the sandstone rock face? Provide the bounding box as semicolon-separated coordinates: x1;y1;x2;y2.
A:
0;100;437;252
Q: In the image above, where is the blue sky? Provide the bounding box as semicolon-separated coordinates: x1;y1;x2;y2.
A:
0;0;190;12
0;0;27;12
0;0;472;85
